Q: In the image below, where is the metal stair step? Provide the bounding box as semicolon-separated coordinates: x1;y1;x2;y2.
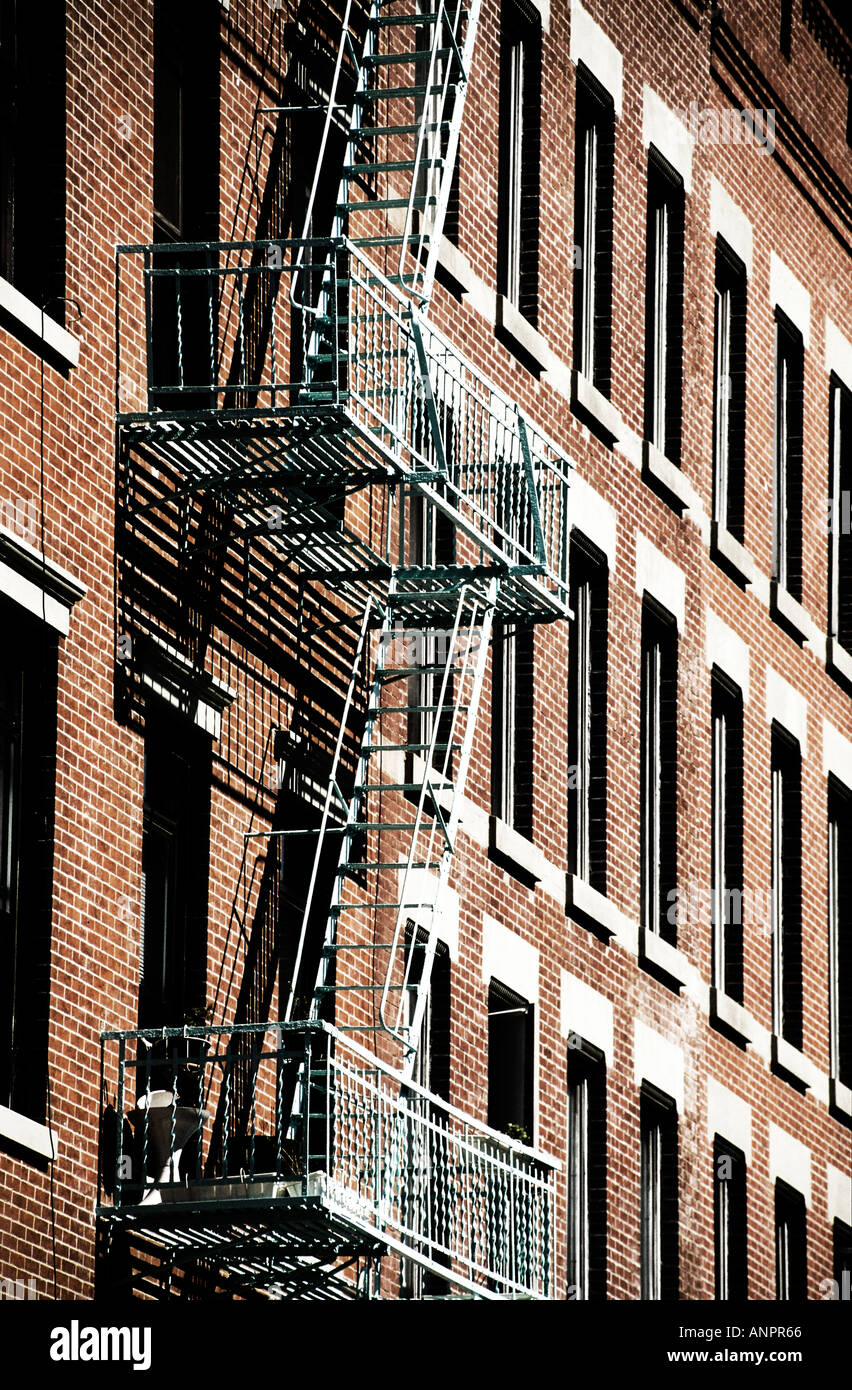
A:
370;741;460;752
342;158;430;174
338;195;437;212
378;703;469;713
355;83;457;101
354;121;451;138
364;48;453;65
375;11;468;26
330;903;436;914
362;782;444;792
340;859;443;871
316;983;405;992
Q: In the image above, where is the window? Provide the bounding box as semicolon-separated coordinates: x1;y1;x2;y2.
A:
833;1219;852;1300
713;242;747;541
640;1087;679;1300
573;68;615;395
153;0;219;243
415;2;460;245
567;1047;607;1300
498;0;541;325
828;378;852;653
714;1139;748;1300
644;154;685;463
773;313;805;602
487;978;534;1143
641;601;678;942
775;1181;807;1300
0;0;65;313
568;538;608;891
779;0;793;59
151;0;219;405
402;935;451;1299
771;726;802;1050
712;674;744;1002
492;623;534;837
0;600;58;1123
828;778;852;1090
139;711;211;1028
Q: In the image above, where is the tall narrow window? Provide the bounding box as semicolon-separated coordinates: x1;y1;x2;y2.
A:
0;601;57;1123
402;936;451;1299
567;1048;607;1300
713;242;747;541
771;726;803;1050
488;978;534;1144
0;0;65;314
151;0;219;404
773;314;805;602
139;712;211;1028
492;624;534;837
641;602;678;942
712;674;744;1002
640;1087;679;1300
573;68;615;395
714;1138;748;1300
828;379;852;654
833;1219;852;1300
498;0;541;325
775;1181;807;1300
645;154;685;464
568;539;608;891
828;778;852;1091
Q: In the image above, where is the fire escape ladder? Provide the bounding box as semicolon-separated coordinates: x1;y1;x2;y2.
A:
287;571;496;1074
294;0;480;325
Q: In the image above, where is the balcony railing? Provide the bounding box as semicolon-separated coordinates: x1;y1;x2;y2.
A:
115;237;573;614
99;1021;557;1300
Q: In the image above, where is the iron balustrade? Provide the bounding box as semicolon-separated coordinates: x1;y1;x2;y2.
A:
99;1020;558;1299
115;237;572;614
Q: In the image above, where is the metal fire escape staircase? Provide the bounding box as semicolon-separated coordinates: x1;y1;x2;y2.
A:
104;0;573;1301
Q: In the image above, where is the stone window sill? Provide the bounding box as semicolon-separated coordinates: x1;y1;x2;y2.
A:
495;295;550;376
710;987;756;1045
827;637;852;689
565;874;618;940
830;1077;852;1120
711;521;755;587
571;370;623;445
488;815;547;886
0;274;80;369
639;926;688;989
642;440;692;514
0;1104;57;1162
771;1033;813;1089
771;581;810;644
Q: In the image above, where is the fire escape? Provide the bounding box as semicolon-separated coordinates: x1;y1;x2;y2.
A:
100;0;572;1300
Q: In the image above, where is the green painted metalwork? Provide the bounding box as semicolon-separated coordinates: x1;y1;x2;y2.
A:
98;1020;558;1300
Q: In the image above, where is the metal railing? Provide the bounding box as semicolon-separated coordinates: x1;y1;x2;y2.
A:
99;1020;557;1299
115;237;572;611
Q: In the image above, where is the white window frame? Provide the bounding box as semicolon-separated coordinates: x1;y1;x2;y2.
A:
505;31;526;308
713;279;731;532
567;1068;590;1297
771;749;785;1037
650;196;669;453
578;120;598;378
640;1107;662;1300
572;572;592;880
641;623;662;934
712;690;727;988
829;799;841;1082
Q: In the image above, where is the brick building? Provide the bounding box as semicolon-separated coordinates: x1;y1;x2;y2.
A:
0;0;850;1304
